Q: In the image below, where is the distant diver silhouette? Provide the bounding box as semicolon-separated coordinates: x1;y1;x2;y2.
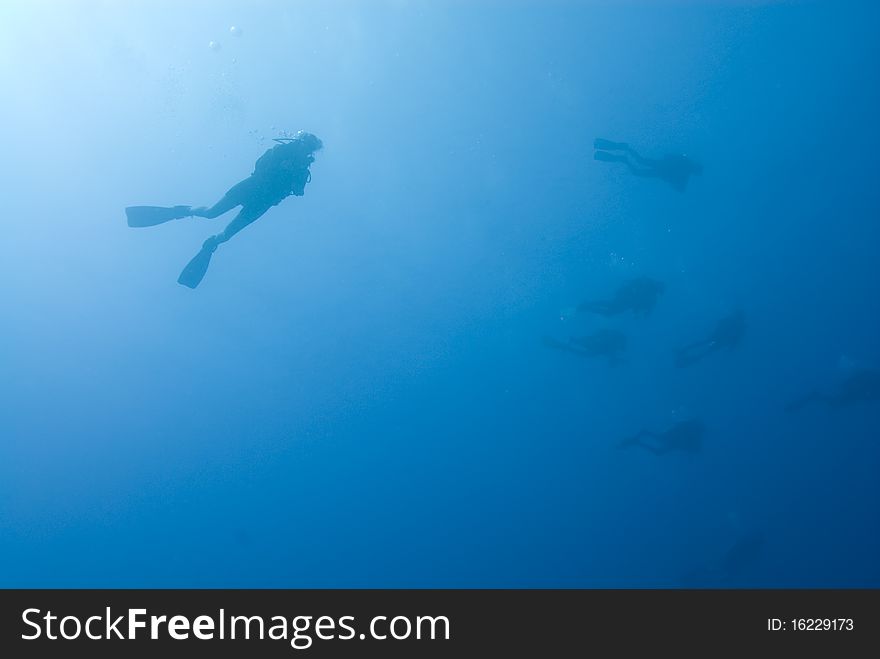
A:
578;276;665;317
593;138;702;192
618;418;705;455
543;329;627;365
126;131;323;288
675;310;746;368
786;368;880;412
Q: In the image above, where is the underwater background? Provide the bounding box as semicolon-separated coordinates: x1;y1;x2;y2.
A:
1;0;878;587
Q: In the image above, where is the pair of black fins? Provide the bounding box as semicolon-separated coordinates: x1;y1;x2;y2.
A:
125;205;214;289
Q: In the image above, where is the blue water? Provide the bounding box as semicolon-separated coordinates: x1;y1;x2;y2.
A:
1;1;878;587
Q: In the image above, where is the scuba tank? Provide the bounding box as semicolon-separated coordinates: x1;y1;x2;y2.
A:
252;130;323;176
253;139;307;176
251;131;321;199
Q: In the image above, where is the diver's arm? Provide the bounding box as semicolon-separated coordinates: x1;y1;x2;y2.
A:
288;168;311;197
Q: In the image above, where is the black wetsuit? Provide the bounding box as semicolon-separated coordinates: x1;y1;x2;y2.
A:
193;141;314;241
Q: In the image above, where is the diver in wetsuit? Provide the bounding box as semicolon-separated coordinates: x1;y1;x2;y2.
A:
126;130;323;288
578;276;665;317
593;138;702;192
543;329;627;365
786;368;880;412
617;418;705;455
675;310;746;368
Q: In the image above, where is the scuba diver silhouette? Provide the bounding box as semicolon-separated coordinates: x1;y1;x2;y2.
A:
578;276;665;317
675;310;746;368
786;368;880;412
126;131;323;288
543;329;627;365
618;418;705;455
593;138;702;192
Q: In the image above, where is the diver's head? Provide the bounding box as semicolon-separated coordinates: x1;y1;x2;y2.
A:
294;130;323;155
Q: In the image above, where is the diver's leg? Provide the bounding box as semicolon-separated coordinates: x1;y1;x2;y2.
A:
178;204;271;289
620;429;660;450
542;336;591;358
578;299;620;316
192;197;238;219
209;204;272;247
636;431;668;454
191;178;253;219
627;436;666;455
622;158;660;179
567;338;600;359
594;151;629;164
623;148;658;168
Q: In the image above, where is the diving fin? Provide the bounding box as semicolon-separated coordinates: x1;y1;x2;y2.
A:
594;151;626;163
177;240;218;289
593;138;629;151
126;205;192;228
